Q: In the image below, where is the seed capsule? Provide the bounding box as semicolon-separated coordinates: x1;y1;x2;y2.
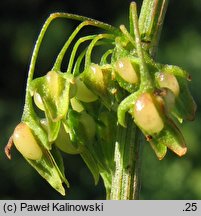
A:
114;58;138;84
75;77;98;102
13;123;43;160
133;93;164;134
156;72;180;96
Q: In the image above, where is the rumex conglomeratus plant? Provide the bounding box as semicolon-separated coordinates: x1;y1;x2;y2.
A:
5;1;196;199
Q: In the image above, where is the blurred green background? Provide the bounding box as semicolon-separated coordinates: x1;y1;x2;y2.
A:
0;0;200;199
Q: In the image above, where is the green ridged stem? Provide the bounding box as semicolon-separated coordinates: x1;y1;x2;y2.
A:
110;116;142;200
139;0;169;58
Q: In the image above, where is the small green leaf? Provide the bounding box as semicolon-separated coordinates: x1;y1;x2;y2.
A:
149;118;187;158
42;99;61;142
173;77;197;122
26;147;69;196
161;64;190;79
149;139;167;160
66;109;85;146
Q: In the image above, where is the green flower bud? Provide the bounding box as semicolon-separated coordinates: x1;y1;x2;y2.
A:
114;57;139;84
31;71;72;126
13;123;43;160
81;63;118;109
30;70;65;112
81;63;109;94
133;93;164;134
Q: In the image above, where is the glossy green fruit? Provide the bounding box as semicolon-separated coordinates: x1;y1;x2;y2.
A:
155;72;180;96
75;77;98;102
133;93;164;134
114;57;139;84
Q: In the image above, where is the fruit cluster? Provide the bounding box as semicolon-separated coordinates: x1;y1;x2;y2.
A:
5;2;196;195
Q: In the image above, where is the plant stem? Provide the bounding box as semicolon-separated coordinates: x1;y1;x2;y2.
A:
110;116;142;200
109;0;169;200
